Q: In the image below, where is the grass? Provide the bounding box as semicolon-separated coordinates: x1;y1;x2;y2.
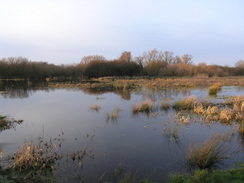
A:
192;96;244;124
209;83;222;95
187;134;228;170
132;99;153;113
107;107;121;122
48;76;244;90
0;131;91;183
161;99;170;110
89;104;101;112
173;96;198;110
169;163;244;183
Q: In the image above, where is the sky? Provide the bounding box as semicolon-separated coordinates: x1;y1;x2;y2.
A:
0;0;243;66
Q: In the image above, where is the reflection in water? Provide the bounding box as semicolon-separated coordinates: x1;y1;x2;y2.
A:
81;87;131;100
0;80;50;98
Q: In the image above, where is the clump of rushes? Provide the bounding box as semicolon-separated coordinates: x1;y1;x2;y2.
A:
209;83;222;95
219;109;233;123
132;99;153;113
89;104;101;112
173;96;198;110
187;134;228;170
161;99;170;110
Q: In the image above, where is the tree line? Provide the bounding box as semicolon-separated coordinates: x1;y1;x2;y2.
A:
0;49;243;79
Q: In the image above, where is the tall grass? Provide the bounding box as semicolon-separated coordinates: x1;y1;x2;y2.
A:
187;134;228;169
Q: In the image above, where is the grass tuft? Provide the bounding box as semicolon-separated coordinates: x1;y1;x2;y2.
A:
173;96;198;110
209;83;222;95
132;99;153;113
187;134;228;169
89;104;101;112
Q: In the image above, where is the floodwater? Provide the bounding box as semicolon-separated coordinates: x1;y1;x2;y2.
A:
0;81;243;182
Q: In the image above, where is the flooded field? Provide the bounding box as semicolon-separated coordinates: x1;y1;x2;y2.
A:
0;80;243;182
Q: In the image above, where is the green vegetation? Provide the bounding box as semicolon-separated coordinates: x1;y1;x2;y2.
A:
169;163;244;183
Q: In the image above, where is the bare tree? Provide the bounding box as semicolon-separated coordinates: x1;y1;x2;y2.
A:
235;60;244;68
181;54;193;64
118;51;132;62
80;55;106;64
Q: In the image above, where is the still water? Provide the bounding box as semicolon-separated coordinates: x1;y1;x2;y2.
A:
0;81;243;182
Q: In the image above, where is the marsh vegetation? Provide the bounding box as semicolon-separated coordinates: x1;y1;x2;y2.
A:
0;78;243;182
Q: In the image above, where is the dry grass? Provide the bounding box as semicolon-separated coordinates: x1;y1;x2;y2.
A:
187;134;228;169
89;104;101;112
48;77;244;90
107;107;121;122
173;96;198;110
209;83;222;95
132;99;153;113
161;99;170;110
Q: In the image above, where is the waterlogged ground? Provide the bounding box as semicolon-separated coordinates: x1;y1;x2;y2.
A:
0;81;243;182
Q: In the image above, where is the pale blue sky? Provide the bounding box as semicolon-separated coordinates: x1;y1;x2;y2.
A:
0;0;243;66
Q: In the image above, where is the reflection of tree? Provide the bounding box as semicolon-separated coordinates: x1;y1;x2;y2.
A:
80;88;131;100
134;88;191;101
0;80;51;99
